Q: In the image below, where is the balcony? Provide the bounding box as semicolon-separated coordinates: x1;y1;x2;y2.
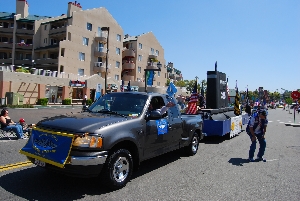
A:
175;76;182;81
169;74;175;79
49;26;67;35
94;47;107;58
148;53;158;60
14;59;33;65
0;42;13;49
0;58;13;64
35;58;58;65
122;49;135;58
15;43;33;50
0;27;14;33
95;32;107;43
16;28;34;35
122;62;135;70
146;62;161;70
122;74;134;82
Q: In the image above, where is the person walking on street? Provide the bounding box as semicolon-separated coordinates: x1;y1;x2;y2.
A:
248;110;268;162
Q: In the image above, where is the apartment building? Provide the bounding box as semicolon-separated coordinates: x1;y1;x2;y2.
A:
0;0;177;103
122;32;168;91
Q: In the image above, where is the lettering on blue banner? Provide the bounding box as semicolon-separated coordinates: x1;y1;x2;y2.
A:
156;119;168;135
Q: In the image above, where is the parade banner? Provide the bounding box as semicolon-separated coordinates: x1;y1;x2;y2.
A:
20;128;74;168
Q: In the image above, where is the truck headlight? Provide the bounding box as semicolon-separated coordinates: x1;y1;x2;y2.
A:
73;133;103;148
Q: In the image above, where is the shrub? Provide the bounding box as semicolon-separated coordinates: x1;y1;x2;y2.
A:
86;99;93;105
0;104;34;108
37;98;48;106
62;98;71;105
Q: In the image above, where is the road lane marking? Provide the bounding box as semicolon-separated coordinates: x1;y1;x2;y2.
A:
266;159;279;162
0;161;33;172
279;122;285;123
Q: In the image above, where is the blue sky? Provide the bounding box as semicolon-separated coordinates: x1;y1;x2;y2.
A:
2;0;299;93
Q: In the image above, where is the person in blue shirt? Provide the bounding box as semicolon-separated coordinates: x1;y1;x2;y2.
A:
248;109;268;162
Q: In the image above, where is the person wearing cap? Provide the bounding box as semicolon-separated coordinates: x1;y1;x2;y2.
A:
0;108;27;139
19;118;29;132
248;109;268;162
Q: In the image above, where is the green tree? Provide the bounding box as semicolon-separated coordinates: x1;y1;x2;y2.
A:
285;97;293;105
175;80;186;87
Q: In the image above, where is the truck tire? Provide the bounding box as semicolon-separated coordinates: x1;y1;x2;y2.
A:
103;149;133;189
185;132;199;156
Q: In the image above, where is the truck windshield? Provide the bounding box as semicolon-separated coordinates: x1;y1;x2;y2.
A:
89;93;148;117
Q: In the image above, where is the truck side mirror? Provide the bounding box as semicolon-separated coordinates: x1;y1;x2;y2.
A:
150;110;162;119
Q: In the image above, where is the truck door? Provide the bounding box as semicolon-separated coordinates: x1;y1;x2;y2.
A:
166;95;184;146
144;96;172;159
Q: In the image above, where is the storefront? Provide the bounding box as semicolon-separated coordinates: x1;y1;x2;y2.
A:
45;86;63;103
70;80;86;104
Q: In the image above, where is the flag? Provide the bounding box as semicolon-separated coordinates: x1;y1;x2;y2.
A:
245;85;251;114
120;80;124;92
127;81;131;91
186;81;198;114
227;81;230;102
166;82;177;97
234;80;240;116
146;71;154;86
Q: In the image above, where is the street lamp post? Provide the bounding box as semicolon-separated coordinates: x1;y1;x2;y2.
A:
101;27;110;94
144;62;162;92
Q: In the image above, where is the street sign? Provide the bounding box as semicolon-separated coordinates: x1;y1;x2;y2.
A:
291;91;300;99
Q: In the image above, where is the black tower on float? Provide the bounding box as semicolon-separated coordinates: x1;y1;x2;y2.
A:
206;62;228;109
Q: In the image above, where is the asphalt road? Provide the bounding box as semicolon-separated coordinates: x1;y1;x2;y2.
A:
0;108;299;201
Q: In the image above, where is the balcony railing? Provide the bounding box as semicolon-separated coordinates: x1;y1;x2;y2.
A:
0;42;13;48
146;62;161;70
49;26;67;35
15;43;33;50
94;62;105;67
16;28;34;35
122;62;135;70
35;58;58;65
0;27;14;33
94;47;107;58
122;74;134;82
122;49;135;58
95;32;108;43
148;52;158;59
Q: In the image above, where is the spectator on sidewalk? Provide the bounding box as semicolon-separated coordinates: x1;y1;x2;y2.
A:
0;109;27;139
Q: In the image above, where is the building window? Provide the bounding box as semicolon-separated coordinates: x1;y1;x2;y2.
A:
10;23;14;28
151;48;154;55
60;65;64;72
61;48;65;57
79;52;85;61
44;25;47;30
116;34;121;41
116;47;120;55
138;55;142;61
157;82;160;86
115;75;119;80
83;37;89;46
158;71;160;77
138;66;141;73
42;53;46;58
116;61;120;68
87;22;92;31
44;38;47;44
156;50;159;56
78;68;84;76
68;32;71;41
139;43;142;49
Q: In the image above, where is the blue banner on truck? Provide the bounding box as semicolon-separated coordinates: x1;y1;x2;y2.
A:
20;127;74;168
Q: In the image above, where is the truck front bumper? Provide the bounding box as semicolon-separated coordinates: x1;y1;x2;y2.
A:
27;151;109;178
70;151;108;166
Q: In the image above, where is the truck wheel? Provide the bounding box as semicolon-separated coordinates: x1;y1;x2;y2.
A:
103;149;133;190
185;132;199;156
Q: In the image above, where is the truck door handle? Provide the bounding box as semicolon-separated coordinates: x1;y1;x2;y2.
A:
168;124;172;129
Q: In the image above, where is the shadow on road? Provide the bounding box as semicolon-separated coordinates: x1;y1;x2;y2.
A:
228;158;250;166
0;149;183;200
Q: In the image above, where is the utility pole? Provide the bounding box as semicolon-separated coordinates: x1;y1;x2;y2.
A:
195;76;199;93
